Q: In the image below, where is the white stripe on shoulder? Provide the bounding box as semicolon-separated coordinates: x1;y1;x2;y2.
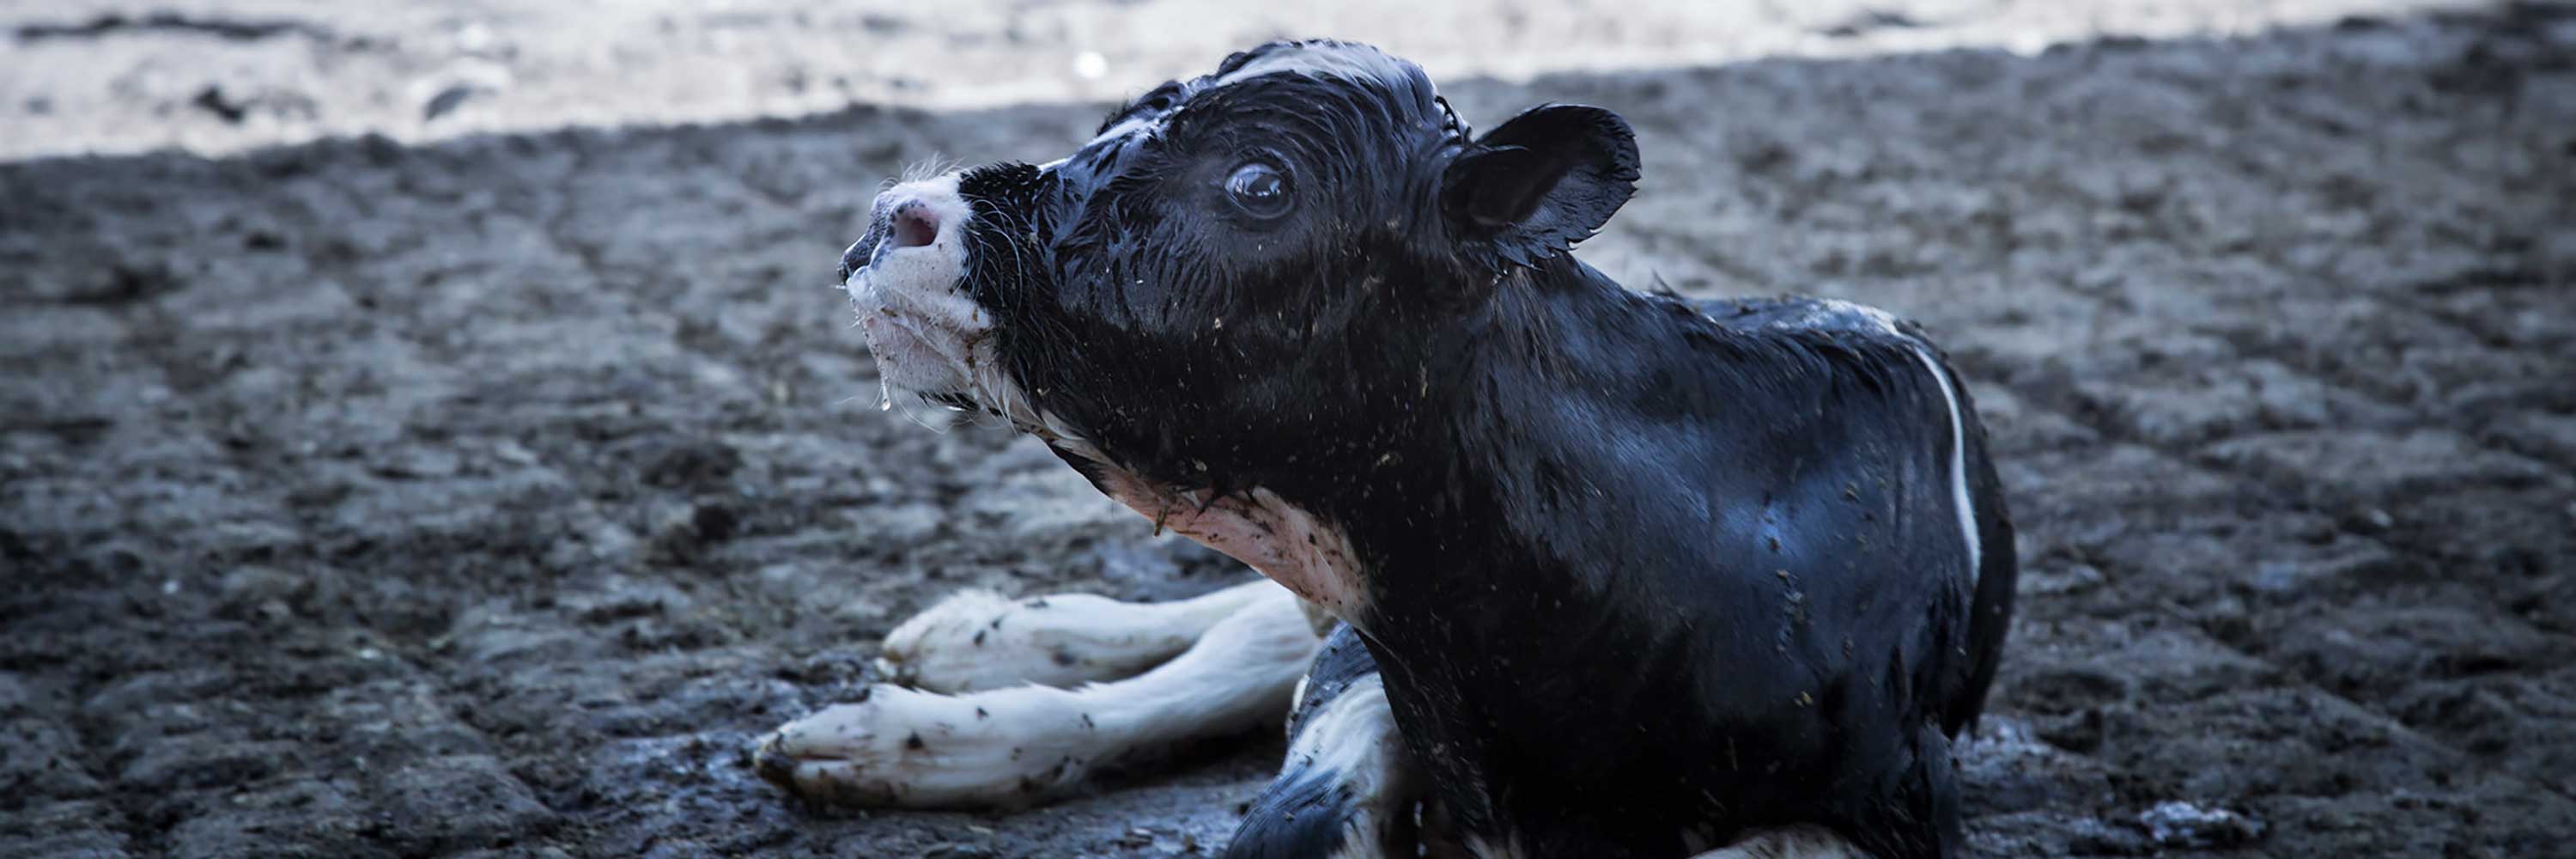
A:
1088;114;1163;146
1909;346;1981;586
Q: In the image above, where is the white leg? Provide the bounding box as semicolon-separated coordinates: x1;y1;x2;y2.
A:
1690;826;1865;859
756;583;1317;807
1228;622;1420;859
1226;673;1420;859
880;578;1292;692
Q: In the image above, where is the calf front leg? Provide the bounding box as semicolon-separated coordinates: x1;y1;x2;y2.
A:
756;583;1316;807
881;578;1293;692
1224;624;1423;859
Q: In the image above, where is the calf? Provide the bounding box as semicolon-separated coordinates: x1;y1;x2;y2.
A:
759;40;2015;858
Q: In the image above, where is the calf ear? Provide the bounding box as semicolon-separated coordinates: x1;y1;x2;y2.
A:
1439;104;1640;270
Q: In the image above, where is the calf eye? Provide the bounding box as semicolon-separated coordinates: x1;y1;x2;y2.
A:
1223;162;1293;219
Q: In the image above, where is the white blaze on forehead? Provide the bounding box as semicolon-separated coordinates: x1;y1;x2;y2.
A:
1212;43;1420;90
1081;44;1422;149
1088;113;1164;146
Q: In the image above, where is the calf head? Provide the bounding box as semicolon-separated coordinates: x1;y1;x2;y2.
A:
839;40;1639;621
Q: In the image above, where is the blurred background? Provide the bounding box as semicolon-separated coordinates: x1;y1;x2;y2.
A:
3;3;2572;858
0;0;2504;157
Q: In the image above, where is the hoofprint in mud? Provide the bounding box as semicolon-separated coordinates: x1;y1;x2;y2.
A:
758;40;2016;859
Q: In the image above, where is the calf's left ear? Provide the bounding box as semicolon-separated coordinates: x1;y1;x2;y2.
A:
1438;104;1641;269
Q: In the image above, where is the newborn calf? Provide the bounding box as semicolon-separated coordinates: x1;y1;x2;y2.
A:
763;40;2016;859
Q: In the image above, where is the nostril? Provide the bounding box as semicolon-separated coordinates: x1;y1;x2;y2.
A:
892;204;939;248
837;238;870;283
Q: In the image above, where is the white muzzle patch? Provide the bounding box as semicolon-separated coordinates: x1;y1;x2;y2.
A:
844;174;1006;411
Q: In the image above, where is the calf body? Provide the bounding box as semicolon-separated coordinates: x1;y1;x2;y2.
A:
1346;287;2011;856
802;40;2016;857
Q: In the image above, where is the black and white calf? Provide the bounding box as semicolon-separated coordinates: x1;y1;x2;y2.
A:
756;40;2016;859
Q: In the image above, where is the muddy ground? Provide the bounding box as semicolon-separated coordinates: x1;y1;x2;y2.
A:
5;4;2576;859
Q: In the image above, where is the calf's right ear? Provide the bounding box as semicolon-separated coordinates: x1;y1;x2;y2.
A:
1438;104;1641;270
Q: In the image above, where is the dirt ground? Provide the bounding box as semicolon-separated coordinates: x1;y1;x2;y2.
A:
4;3;2576;858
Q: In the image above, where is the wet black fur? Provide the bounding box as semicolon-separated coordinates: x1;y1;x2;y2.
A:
895;40;2017;858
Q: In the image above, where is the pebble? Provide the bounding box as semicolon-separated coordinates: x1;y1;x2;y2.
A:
2140;801;2264;849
